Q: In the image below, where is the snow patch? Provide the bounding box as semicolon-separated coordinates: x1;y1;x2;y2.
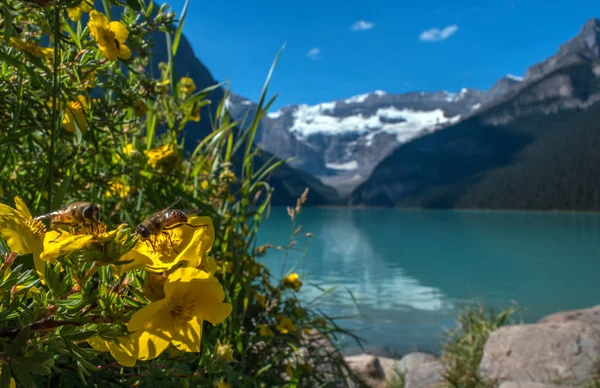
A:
345;90;386;104
506;74;523;82
471;103;482;110
241;100;252;105
325;161;359;171
288;104;461;145
443;91;456;102
267;111;283;119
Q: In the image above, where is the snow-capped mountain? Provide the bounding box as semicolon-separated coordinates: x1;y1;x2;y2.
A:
228;84;521;197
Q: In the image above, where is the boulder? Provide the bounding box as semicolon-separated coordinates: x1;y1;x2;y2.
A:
538;304;600;327
344;354;386;387
499;383;578;388
379;352;440;380
479;321;600;384
404;360;445;388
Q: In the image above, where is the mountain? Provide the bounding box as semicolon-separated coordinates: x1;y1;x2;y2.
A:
350;18;600;210
228;88;493;198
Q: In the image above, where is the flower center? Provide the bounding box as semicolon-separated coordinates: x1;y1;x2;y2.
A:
168;301;195;324
26;219;46;239
68;222;107;237
68;100;83;112
100;28;116;47
145;232;181;255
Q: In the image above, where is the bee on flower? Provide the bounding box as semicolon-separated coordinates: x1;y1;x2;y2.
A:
87;10;131;61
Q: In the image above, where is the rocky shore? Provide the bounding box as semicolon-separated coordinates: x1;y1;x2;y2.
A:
345;304;600;387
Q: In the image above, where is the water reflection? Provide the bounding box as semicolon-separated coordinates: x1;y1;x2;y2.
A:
257;208;600;355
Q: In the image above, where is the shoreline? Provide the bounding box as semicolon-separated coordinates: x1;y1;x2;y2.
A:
276;204;600;215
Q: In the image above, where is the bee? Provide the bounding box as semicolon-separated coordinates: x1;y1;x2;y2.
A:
34;202;102;235
136;202;206;252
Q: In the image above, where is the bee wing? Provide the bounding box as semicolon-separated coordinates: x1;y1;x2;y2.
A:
33;210;62;221
160;197;183;212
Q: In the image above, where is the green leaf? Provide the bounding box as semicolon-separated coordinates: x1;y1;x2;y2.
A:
13;359;51;376
165;32;178;104
10;363;34;388
24;351;54;364
7;326;30;358
0;363;11;388
3;3;12;45
171;0;189;57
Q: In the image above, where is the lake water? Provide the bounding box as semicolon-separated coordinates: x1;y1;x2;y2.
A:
257;208;600;356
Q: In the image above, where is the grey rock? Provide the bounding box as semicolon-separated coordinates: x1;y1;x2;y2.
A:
404;360;445;388
397;353;439;374
525;18;600;82
479;321;600;384
344;354;386;386
499;383;578;388
539;304;600;327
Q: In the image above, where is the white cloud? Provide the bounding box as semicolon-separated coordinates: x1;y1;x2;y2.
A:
306;47;321;60
351;20;375;31
419;24;458;42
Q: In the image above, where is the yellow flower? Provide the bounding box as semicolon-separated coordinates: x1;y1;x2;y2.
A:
255;293;267;309
105;177;131;198
112;143;135;164
214;378;230;388
283;272;303;292
41;224;128;263
257;324;274;337
116;216;213;275
0;197;47;281
67;0;93;22
62;96;88;134
125;268;232;361
179;77;196;95
88;10;131;61
133;100;147;117
88;336;137;367
216;342;234;362
8;37;53;60
276;316;296;334
145;143;179;169
200;180;209;190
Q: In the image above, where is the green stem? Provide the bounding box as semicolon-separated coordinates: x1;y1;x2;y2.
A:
46;5;62;210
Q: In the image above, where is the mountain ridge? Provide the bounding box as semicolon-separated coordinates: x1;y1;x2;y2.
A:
349;17;600;210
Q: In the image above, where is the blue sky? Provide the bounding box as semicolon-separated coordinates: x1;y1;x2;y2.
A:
168;0;599;110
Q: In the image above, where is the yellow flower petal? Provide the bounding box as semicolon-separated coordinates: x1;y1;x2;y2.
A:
88;336;137;367
0;204;43;256
88;336;110;352
40;232;94;262
127;299;166;332
171;316;202;353
109;21;128;42
129;329;170;361
14;197;32;219
118;44;131;60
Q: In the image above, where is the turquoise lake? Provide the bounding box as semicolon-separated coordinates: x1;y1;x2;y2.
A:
257;208;600;356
